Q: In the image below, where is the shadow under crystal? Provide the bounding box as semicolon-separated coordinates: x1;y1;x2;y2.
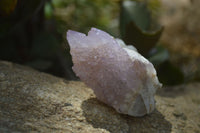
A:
81;98;172;133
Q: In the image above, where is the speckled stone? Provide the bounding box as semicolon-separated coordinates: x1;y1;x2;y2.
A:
0;61;200;133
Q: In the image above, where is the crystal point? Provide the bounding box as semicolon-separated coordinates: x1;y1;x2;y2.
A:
66;28;162;117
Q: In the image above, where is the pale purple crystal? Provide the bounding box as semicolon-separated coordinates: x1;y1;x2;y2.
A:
66;28;162;117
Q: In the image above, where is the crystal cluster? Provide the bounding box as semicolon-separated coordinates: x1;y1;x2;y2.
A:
66;28;162;117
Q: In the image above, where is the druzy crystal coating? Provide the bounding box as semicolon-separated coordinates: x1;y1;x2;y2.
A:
66;28;162;117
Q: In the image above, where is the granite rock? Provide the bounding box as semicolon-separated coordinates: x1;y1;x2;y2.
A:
0;61;200;133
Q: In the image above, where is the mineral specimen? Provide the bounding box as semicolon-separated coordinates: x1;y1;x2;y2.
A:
66;28;162;117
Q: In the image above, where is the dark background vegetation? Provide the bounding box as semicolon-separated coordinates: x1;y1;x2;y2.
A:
0;0;199;85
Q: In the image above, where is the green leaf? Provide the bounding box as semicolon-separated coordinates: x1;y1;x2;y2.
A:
148;45;169;66
120;1;163;56
45;2;53;19
123;21;163;56
120;1;151;38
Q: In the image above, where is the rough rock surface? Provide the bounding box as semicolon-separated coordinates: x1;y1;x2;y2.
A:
0;60;200;133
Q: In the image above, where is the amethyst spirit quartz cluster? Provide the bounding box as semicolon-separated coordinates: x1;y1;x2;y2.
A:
66;28;162;117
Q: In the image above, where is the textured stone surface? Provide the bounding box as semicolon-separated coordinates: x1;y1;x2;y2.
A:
67;28;161;116
0;61;200;133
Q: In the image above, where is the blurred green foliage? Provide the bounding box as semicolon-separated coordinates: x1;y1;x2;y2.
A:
0;0;17;16
0;0;75;79
120;0;163;56
0;0;118;80
120;0;184;85
0;0;185;85
52;0;119;35
120;1;151;37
